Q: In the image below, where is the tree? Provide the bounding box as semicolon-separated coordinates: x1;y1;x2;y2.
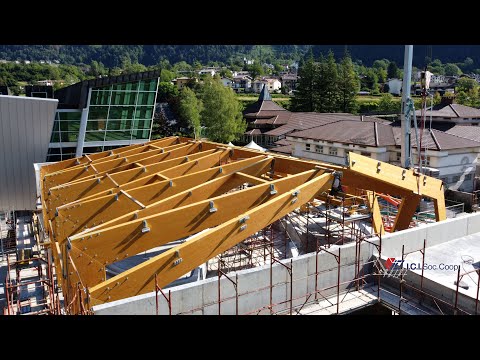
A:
433;91;442;105
160;69;176;82
178;87;203;139
318;50;339;112
220;68;233;78
387;61;399;79
337;51;359;113
157;82;179;102
456;77;478;92
89;60;107;77
376;68;388;83
361;68;379;93
373;59;389;71
200;78;246;143
290;50;317;112
248;62;263;80
378;93;400;113
444;63;462;76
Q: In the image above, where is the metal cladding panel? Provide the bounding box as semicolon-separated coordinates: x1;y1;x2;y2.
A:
0;95;58;210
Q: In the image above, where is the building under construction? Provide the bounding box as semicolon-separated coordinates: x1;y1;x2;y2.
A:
4;134;471;315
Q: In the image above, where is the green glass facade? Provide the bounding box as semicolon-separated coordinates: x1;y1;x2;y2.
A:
47;77;158;162
85;78;157;146
47;111;82;161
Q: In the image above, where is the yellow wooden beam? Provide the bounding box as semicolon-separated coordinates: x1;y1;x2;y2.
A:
55;169;267;244
59;155;268;206
365;191;385;236
392;194;422;231
347;153;444;200
87;172;333;304
235;172;270;184
43;143;193;191
69;169;328;288
46;149;225;216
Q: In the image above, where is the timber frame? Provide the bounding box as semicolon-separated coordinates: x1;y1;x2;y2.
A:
38;136;446;311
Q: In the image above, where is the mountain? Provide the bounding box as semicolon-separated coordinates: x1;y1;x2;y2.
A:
0;45;479;68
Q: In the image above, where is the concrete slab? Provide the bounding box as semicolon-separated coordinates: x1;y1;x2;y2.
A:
405;233;480;300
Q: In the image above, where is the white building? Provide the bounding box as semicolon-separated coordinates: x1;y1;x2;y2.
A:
221;77;233;87
387;78;403;96
198;68;216;77
252;78;282;93
285;120;480;192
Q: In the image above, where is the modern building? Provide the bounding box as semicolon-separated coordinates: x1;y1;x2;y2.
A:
0;85;11;95
0;95;58;210
47;70;160;161
25;85;54;99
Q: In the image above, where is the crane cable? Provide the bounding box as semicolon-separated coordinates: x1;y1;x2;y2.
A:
405;97;421;170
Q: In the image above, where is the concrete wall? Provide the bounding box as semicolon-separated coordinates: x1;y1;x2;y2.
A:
92;212;480;315
445;189;474;212
93;239;372;315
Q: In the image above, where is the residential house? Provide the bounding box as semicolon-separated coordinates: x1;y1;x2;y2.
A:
172;77;193;90
232;75;252;93
252;78;281;93
280;74;298;93
198;68;216;77
284;121;480;192
221;77;233;88
386;78;403;96
37;79;54;86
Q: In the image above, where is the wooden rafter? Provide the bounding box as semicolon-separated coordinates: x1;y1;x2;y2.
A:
38;137;447;309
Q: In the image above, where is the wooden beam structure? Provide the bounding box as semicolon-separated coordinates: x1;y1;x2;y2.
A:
38;137;447;311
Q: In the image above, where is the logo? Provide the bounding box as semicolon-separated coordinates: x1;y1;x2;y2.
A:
375;257;461;278
375;257;407;278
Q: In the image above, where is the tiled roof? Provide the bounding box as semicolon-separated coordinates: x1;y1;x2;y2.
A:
245;129;262;135
444;125;480;142
269;144;292;154
265;114;387;137
274;139;291;146
289;121;395;147
415;103;480;118
287;121;480;150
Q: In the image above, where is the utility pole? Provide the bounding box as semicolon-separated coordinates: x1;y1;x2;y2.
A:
401;45;413;169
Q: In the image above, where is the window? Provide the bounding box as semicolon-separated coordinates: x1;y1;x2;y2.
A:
305;143;311;151
360;151;371;157
359;145;367;149
329;147;337;156
396;152;401;161
315;145;323;153
465;174;473;181
452;175;460;183
418;155;431;166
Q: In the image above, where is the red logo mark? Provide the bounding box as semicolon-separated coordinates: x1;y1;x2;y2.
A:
385;258;396;270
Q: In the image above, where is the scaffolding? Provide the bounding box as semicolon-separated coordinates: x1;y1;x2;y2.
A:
2;211;62;315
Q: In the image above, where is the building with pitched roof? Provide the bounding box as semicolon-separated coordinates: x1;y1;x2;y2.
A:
415;99;480;125
285;120;480;192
